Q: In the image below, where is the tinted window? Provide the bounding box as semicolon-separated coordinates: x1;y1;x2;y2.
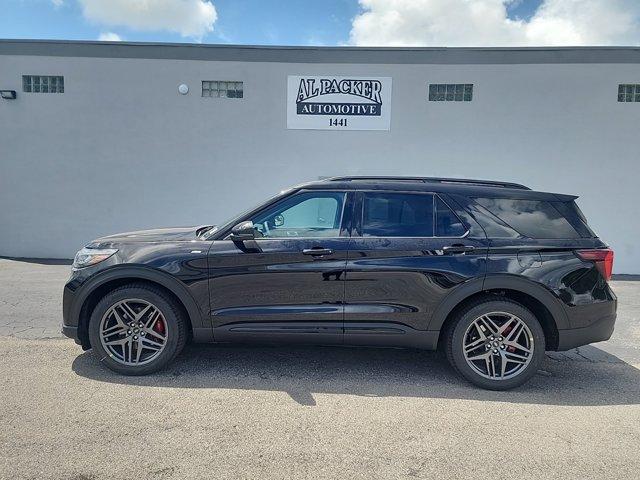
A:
252;191;345;238
363;193;434;237
475;198;579;239
466;203;519;238
435;197;467;236
552;201;596;238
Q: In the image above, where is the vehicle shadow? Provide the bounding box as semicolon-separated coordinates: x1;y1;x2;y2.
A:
72;343;640;407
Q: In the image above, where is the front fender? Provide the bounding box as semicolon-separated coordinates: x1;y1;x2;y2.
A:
64;264;209;337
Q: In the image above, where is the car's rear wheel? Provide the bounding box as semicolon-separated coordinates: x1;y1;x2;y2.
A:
88;283;187;375
445;297;545;390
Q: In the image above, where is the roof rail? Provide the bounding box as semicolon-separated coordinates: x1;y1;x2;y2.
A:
325;176;530;190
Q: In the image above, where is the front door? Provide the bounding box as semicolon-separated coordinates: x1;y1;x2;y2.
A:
344;190;488;348
209;189;352;345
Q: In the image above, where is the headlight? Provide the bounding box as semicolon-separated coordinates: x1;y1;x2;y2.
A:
72;247;118;270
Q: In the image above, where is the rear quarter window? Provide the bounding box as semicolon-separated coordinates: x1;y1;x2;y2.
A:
474;197;580;239
551;201;596;238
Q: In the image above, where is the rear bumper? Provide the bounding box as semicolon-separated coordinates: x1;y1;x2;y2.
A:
556;310;617;351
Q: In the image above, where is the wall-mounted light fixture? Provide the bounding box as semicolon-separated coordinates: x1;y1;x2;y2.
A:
178;84;189;95
0;90;17;100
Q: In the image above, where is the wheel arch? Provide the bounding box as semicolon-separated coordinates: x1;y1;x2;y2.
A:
72;266;205;349
430;275;568;351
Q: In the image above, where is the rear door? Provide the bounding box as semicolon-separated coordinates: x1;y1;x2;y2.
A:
344;190;488;347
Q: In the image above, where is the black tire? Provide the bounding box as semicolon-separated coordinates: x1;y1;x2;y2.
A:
88;283;187;375
444;296;546;390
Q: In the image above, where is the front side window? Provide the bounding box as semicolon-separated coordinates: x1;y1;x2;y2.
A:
362;192;434;237
251;191;345;238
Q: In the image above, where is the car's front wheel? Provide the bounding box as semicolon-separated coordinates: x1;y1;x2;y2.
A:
88;283;187;375
445;297;545;390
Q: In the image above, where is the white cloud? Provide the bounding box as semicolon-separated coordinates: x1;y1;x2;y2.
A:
98;32;122;41
51;0;64;6
349;0;640;46
78;0;217;39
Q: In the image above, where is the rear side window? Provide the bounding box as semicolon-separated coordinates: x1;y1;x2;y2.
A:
435;197;467;237
363;192;434;237
361;193;467;237
474;198;579;239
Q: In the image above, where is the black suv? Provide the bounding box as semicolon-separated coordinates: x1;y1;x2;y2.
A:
63;176;616;389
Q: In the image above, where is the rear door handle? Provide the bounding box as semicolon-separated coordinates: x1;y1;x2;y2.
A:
442;244;475;255
302;247;334;256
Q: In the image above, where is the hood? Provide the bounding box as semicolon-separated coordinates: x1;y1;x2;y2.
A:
93;225;214;244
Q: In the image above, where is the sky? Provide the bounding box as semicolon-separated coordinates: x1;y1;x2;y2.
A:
1;0;639;47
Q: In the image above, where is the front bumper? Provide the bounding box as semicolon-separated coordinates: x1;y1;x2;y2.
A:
61;324;81;343
62;283;84;345
62;276;92;347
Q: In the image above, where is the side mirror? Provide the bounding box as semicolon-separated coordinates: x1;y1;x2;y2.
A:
229;221;255;241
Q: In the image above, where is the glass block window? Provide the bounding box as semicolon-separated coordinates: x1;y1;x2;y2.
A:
22;75;64;93
618;84;640;102
202;81;243;98
429;83;473;102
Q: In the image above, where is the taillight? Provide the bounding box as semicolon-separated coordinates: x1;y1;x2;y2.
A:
576;249;614;281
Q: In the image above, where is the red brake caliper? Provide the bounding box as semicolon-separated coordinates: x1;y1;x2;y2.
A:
502;323;516;352
153;317;166;335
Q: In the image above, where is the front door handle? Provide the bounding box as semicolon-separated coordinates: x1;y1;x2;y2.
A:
442;244;475;255
302;247;334;256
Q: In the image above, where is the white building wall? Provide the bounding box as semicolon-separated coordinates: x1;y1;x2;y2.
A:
0;50;638;272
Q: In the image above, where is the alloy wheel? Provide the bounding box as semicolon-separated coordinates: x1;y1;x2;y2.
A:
99;299;168;366
462;311;534;380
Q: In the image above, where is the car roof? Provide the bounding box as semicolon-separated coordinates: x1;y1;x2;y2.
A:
295;176;578;201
